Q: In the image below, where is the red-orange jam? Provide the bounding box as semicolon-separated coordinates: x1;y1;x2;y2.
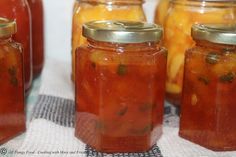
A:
0;18;25;145
75;21;167;153
180;24;236;151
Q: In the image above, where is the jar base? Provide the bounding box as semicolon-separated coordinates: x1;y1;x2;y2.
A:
179;131;236;151
0;127;25;145
165;92;181;107
33;64;43;78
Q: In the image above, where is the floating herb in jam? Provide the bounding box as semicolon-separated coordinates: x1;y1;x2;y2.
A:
139;103;155;112
131;124;153;135
117;64;127;76
219;72;235;83
222;47;235;55
8;66;18;86
117;106;128;116
206;52;220;64
198;76;210;85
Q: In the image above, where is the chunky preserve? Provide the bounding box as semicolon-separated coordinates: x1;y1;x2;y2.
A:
163;0;236;105
0;0;32;92
0;18;25;144
180;24;236;151
75;21;167;153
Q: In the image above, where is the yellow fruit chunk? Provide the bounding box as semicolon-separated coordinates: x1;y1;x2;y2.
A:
71;2;146;81
166;82;181;94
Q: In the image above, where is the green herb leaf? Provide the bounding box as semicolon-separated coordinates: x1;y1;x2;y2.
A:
219;72;235;83
139;103;155;112
117;106;128;116
130;124;153;135
8;66;16;76
205;52;220;64
117;64;127;76
95;120;105;131
198;76;210;85
91;62;96;69
222;47;235;55
10;77;18;87
8;66;18;86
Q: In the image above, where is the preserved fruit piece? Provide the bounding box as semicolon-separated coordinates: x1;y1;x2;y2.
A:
0;0;32;92
28;0;44;77
75;21;166;153
180;24;236;151
71;0;146;81
154;0;170;25
164;0;236;106
0;18;25;144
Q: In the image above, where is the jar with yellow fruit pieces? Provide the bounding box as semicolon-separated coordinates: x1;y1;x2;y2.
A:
0;18;25;144
164;0;236;106
71;0;146;81
154;0;170;26
180;24;236;151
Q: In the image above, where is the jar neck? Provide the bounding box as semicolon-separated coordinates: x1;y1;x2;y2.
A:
171;0;236;8
79;0;144;5
87;39;159;52
195;40;236;53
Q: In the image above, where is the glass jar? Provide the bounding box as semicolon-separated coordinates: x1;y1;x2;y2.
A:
71;0;146;81
28;0;44;77
164;0;236;106
75;21;167;153
154;0;170;26
0;18;25;144
0;0;32;93
180;24;236;151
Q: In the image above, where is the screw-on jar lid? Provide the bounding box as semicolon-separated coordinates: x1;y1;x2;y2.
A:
192;24;236;45
0;18;17;38
82;20;163;43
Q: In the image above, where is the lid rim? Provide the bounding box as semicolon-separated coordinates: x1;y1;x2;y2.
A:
192;24;236;45
82;20;163;43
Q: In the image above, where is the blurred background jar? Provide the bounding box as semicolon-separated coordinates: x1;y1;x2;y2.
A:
164;0;236;106
154;0;170;25
0;18;25;144
28;0;44;77
71;0;147;82
0;0;32;93
180;24;236;151
75;21;166;153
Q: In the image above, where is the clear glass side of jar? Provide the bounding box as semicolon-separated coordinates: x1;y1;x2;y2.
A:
75;39;167;153
71;0;146;82
180;40;236;151
0;35;25;144
164;0;236;106
28;0;44;78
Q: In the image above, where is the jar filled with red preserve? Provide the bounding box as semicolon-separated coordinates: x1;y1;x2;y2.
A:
28;0;44;77
0;18;25;144
75;21;167;153
180;24;236;151
0;0;32;93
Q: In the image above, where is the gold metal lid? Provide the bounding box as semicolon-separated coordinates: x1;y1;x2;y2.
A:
82;20;163;43
0;18;17;38
79;0;144;5
192;24;236;45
